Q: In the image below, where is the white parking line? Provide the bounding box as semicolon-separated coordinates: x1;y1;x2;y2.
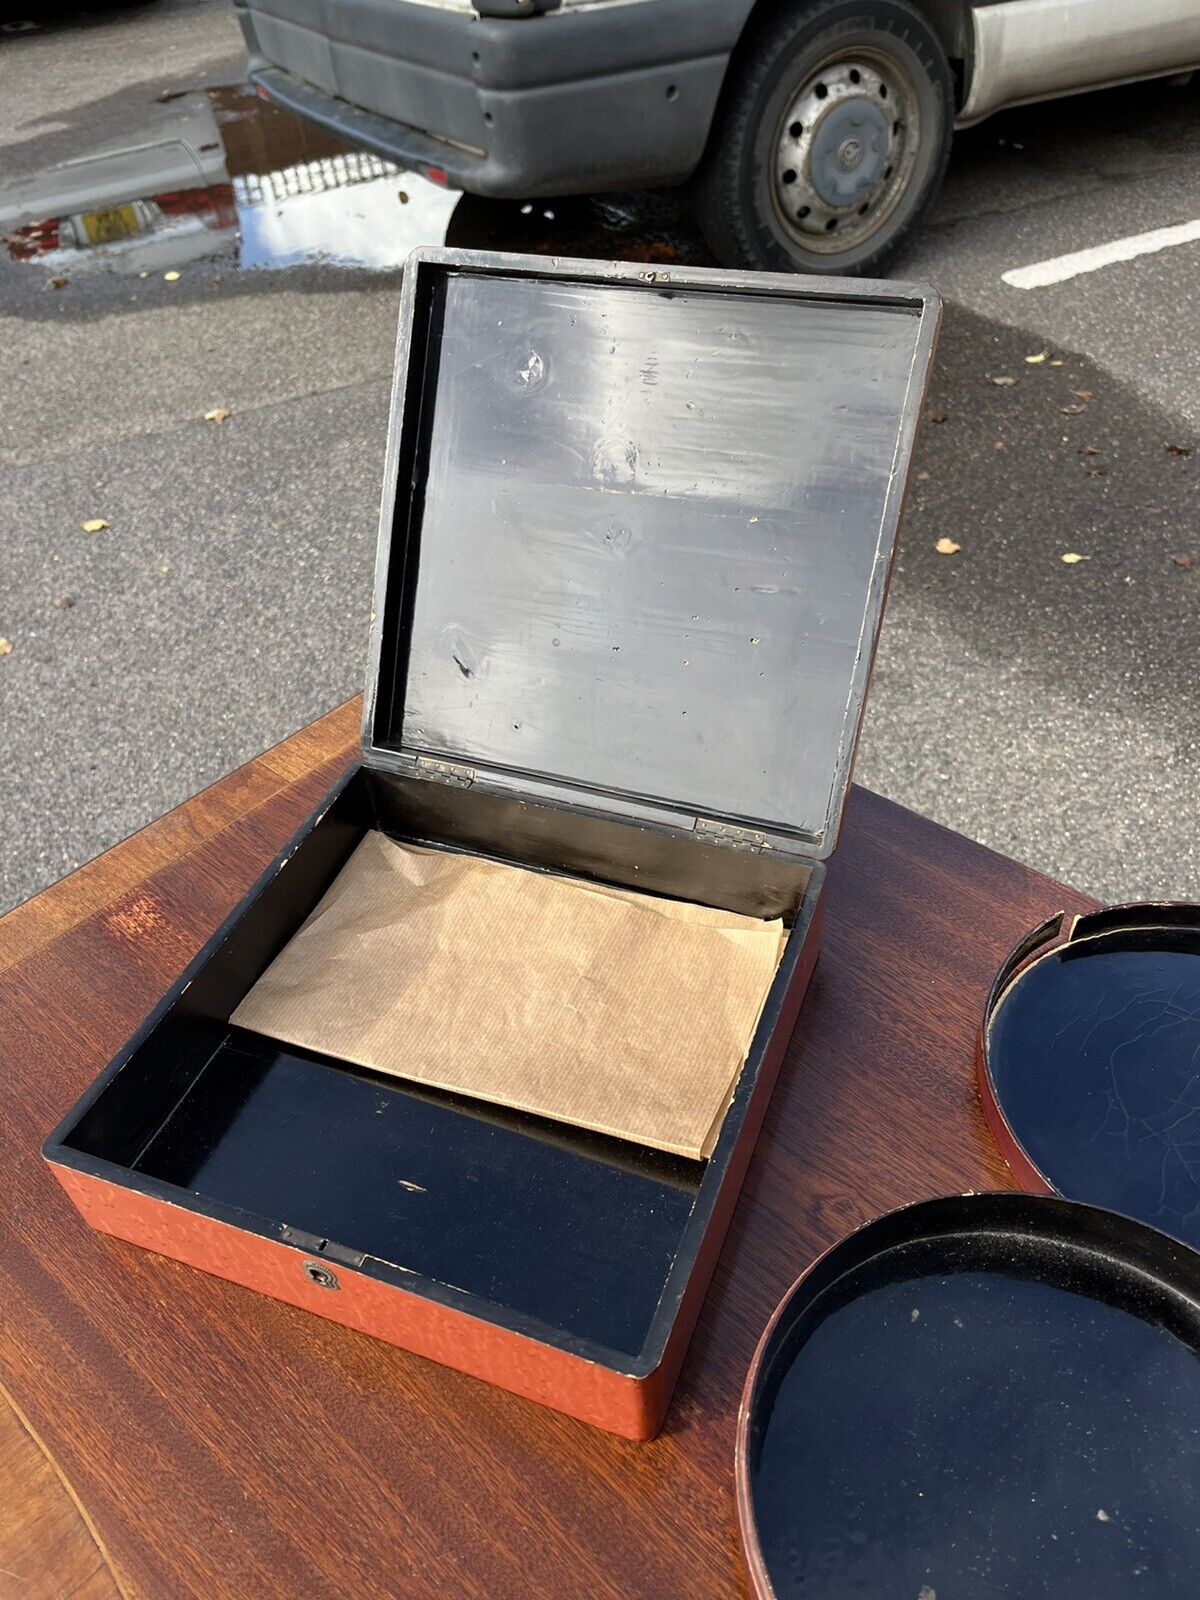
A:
1002;218;1200;290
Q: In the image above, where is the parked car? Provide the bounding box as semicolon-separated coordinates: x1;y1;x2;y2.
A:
234;0;1200;274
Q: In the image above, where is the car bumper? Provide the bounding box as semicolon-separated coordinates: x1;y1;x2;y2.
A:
234;0;741;197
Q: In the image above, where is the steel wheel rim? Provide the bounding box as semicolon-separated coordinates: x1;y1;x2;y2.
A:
771;51;921;256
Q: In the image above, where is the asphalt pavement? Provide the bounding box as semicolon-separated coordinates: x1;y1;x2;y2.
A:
1;0;1198;913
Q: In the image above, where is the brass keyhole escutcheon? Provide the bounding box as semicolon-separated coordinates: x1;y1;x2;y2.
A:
303;1260;339;1291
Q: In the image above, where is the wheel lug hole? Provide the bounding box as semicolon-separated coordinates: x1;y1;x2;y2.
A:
789;120;804;138
815;82;828;99
782;168;797;185
797;205;811;218
849;68;861;84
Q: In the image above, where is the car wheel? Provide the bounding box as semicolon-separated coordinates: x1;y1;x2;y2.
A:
694;0;954;275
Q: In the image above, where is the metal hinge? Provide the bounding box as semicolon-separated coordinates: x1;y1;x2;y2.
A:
415;756;475;788
694;818;770;852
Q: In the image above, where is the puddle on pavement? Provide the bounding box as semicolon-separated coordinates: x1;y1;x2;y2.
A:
0;83;706;279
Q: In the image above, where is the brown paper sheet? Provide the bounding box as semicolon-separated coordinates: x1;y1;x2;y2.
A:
231;832;785;1159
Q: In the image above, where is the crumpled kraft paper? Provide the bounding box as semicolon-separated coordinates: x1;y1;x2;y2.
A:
232;831;785;1160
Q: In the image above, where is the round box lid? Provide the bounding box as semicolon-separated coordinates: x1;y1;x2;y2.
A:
737;1192;1200;1599
980;902;1200;1248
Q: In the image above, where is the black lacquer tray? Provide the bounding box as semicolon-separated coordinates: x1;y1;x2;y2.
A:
979;903;1200;1248
736;1192;1200;1600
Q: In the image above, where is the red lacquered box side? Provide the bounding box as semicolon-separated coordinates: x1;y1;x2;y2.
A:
46;1159;664;1439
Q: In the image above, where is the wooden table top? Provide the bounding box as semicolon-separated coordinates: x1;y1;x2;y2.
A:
0;702;1095;1600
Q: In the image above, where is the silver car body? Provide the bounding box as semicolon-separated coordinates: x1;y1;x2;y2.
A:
234;0;1200;202
960;0;1200;122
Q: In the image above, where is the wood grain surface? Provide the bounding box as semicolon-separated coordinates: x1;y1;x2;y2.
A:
0;1382;127;1600
0;701;1096;1599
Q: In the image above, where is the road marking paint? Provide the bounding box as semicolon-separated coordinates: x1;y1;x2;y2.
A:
1002;218;1200;290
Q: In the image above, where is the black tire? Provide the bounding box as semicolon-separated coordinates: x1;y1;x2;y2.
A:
694;0;954;275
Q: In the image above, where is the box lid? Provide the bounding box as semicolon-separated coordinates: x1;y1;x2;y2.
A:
364;249;939;861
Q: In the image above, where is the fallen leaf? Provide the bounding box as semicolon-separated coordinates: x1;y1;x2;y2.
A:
1085;462;1108;476
46;275;67;290
1060;403;1087;416
1024;351;1048;364
1165;442;1194;457
1060;552;1088;565
916;470;931;481
926;409;947;424
1071;390;1092;401
993;440;1006;451
138;270;150;279
935;537;961;555
80;518;108;533
397;190;409;205
991;375;1018;387
163;270;181;282
1049;359;1064;367
1173;553;1195;568
52;593;76;609
203;407;231;424
158;563;171;575
0;638;11;657
1079;444;1102;455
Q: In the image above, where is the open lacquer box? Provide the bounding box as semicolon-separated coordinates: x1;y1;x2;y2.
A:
44;248;938;1438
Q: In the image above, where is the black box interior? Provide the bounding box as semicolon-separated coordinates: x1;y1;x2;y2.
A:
59;766;815;1362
